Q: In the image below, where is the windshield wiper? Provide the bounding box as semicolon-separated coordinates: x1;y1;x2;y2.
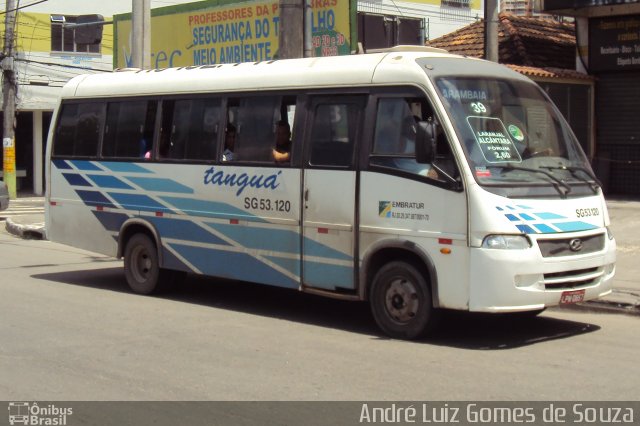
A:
540;165;600;194
493;164;572;198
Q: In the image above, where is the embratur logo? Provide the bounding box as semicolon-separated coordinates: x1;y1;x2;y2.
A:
8;402;73;425
379;201;392;218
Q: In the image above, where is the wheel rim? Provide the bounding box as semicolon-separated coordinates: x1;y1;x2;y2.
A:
384;277;420;324
131;245;152;283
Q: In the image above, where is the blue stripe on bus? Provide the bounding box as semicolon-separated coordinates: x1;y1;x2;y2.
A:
303;260;354;290
87;174;134;190
70;160;103;171
207;222;350;261
108;193;175;214
533;223;556;233
76;190;117;209
516;224;536;234
53;159;72;170
160;245;192;272
147;217;230;246
505;214;519;222
126;176;194;194
91;210;129;232
264;255;301;277
62;173;92;187
205;223;299;254
552;221;598;232
168;243;298;289
519;213;535;221
100;162;153;174
535;212;565;220
303;238;352;262
160;196;266;222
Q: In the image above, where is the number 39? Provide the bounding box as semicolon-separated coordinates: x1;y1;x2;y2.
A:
471;102;487;114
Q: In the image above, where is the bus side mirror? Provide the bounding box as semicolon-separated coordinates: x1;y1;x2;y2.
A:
416;121;436;164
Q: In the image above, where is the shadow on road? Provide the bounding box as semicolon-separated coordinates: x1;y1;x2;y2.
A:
32;267;600;350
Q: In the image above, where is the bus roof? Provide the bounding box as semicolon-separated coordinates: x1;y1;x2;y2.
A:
61;49;519;99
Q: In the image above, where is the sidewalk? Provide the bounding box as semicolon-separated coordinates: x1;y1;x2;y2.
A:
2;193;639;315
1;194;46;240
588;198;640;315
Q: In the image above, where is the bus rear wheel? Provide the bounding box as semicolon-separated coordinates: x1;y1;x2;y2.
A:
124;233;167;295
370;261;439;340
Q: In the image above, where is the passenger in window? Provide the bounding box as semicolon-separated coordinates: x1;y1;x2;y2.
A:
272;120;291;163
222;124;236;162
140;137;152;159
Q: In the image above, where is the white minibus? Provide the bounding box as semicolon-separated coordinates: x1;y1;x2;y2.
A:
45;47;616;339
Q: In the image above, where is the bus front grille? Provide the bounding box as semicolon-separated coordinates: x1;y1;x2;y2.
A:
537;233;605;258
543;267;601;290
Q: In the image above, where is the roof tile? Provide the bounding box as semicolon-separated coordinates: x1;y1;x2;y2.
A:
427;13;587;80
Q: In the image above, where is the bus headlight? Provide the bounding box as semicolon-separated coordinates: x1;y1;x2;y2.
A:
482;234;531;250
606;226;614;240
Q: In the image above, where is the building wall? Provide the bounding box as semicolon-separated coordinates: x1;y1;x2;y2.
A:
585;13;640;195
113;0;354;69
358;0;483;41
0;11;114;194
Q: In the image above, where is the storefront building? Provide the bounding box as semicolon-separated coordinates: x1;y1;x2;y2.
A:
540;0;640;195
0;11;113;194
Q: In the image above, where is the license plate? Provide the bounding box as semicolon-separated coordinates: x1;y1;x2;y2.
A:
560;289;585;304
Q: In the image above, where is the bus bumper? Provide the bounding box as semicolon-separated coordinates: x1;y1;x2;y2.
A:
467;238;617;313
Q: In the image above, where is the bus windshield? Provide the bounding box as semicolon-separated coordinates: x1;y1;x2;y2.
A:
435;77;597;197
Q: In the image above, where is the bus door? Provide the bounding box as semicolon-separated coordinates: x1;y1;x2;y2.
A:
301;96;366;291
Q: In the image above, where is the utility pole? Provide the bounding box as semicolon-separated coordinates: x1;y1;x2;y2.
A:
303;0;313;58
484;0;499;62
278;0;304;59
2;0;17;199
132;0;151;69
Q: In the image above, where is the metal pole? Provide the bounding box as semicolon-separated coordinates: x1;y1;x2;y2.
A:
484;0;499;62
2;0;18;199
278;0;304;59
132;0;151;69
304;0;313;58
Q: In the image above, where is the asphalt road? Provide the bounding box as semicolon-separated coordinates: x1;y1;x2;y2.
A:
1;230;639;402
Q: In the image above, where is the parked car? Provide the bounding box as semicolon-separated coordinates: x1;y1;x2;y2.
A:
0;180;9;211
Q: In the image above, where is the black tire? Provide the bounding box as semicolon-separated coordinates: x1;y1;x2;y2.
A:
369;261;439;340
124;233;166;295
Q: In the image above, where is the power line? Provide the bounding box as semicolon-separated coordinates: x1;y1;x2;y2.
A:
0;0;48;15
15;56;111;72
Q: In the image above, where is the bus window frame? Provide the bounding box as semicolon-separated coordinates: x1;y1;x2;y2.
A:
363;87;463;192
51;100;106;160
302;94;367;172
154;94;224;164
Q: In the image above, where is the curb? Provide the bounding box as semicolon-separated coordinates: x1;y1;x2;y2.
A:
5;217;45;240
553;296;640;317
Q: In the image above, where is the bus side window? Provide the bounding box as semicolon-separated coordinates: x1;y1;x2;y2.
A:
158;100;175;159
309;102;360;168
159;98;221;161
230;96;281;163
102;100;157;159
370;97;439;179
53;103;80;157
53;102;104;158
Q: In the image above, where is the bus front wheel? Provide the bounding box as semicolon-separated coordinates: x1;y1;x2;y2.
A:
370;261;439;340
124;233;165;295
